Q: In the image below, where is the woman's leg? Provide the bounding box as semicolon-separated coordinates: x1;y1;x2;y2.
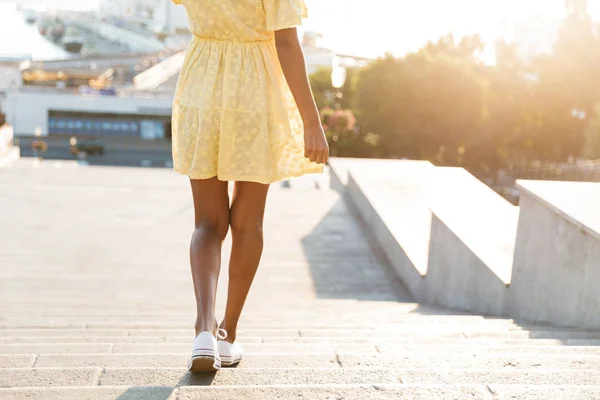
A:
220;181;270;342
189;177;230;335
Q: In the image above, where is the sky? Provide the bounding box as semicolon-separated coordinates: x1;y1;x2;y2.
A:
303;0;587;57
6;0;600;58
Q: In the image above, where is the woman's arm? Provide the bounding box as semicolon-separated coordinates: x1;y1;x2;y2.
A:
275;28;329;165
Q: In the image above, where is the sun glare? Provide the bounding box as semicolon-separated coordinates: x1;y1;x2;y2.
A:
305;0;574;60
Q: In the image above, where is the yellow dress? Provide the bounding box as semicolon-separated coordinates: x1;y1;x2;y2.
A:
171;0;324;184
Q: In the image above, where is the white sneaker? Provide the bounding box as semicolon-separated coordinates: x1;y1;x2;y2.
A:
188;329;227;372
217;336;244;367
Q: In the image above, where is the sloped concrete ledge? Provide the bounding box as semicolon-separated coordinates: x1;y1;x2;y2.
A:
425;213;508;316
346;172;426;299
332;159;600;329
330;159;435;300
507;181;600;329
424;167;517;315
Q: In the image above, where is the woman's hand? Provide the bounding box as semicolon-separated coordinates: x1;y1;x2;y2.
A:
304;123;329;164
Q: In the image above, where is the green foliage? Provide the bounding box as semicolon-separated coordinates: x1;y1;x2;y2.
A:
307;4;600;169
309;67;334;111
355;50;488;167
320;107;377;157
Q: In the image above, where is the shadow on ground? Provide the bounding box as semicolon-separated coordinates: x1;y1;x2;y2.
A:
115;386;175;400
114;367;243;399
301;196;412;302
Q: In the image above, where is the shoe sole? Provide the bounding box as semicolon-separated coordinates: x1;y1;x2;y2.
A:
221;355;242;367
189;355;221;372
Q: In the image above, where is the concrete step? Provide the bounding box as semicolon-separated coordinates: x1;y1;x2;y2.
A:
0;320;561;332
3;384;600;400
4;163;600;397
4;366;600;387
4;353;600;370
3;346;594;368
4;340;600;355
337;353;600;369
0;317;554;328
2;328;599;340
172;384;600;400
5;335;600;347
0;355;35;368
97;367;401;387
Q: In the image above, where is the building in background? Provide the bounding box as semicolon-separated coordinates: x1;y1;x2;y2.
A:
1;1;368;167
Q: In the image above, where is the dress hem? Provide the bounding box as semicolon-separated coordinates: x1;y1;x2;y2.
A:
173;165;325;184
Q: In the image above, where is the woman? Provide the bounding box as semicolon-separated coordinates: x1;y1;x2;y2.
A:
170;0;328;371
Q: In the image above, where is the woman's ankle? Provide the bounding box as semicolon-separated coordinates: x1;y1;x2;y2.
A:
219;320;237;343
195;317;218;336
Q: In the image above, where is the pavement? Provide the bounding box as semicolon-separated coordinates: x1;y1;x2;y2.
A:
1;159;600;399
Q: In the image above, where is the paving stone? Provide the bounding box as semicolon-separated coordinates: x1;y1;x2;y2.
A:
36;352;339;369
240;343;377;353
0;336;167;344
111;343;192;354
0;324;86;329
99;368;401;386
298;329;466;338
338;353;600;369
0;386;177;400
101;354;337;368
4;163;600;395
125;328;304;338
0;344;111;354
400;368;600;385
261;337;570;346
0;355;35;368
489;384;600;400
465;330;600;340
0;368;101;387
176;384;488;400
0;329;128;337
111;342;374;354
162;336;263;344
36;354;188;368
378;344;600;355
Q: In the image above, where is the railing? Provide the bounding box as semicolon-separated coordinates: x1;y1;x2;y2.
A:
470;161;600;205
505;162;600;183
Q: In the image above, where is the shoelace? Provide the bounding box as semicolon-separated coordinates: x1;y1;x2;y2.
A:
216;328;228;341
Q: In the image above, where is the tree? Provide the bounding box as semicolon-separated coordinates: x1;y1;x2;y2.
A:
582;103;600;159
309;67;334;111
355;50;486;165
423;33;485;61
528;0;600;161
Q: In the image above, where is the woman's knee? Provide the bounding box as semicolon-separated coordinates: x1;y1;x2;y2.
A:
194;217;229;241
229;214;263;237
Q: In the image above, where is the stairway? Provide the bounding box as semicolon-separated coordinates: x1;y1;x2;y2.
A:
1;163;600;399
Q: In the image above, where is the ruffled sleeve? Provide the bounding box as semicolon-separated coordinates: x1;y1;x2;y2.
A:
264;0;308;31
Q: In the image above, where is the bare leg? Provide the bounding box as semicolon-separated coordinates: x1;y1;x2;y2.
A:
220;181;270;343
189;177;230;336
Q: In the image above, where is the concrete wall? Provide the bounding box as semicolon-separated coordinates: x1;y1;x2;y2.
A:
425;214;509;316
424;167;517;315
507;181;600;329
334;158;600;329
